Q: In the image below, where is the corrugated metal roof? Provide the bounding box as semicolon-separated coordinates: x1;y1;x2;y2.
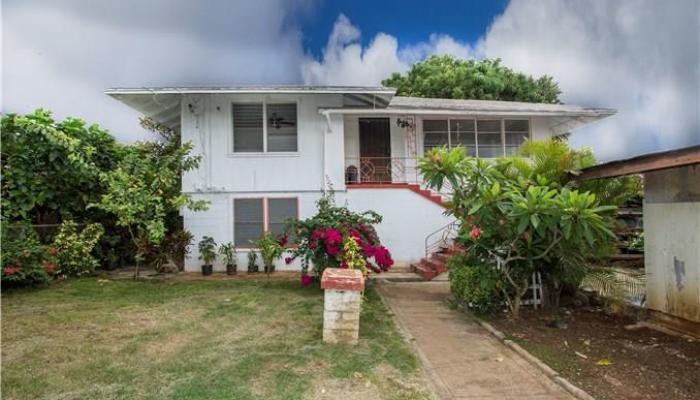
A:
577;145;700;180
105;85;395;95
386;96;616;116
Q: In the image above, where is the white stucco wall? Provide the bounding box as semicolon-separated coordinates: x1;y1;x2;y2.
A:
341;188;454;265
181;92;346;194
179;93;582;272
643;165;700;325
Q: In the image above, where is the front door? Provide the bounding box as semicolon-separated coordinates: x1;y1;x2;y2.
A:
359;118;391;183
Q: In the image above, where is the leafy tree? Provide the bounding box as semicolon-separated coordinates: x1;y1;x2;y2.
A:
93;141;208;278
383;56;561;103
1;109;123;224
419;144;625;316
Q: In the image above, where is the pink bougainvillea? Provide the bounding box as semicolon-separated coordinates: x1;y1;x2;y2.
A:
284;193;393;286
300;274;312;286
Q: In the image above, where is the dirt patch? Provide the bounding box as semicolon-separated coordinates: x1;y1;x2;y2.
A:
489;307;700;400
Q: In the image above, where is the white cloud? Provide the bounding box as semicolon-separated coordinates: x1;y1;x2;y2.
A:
302;3;699;160
476;0;700;160
301;14;407;86
301;15;476;85
2;0;311;142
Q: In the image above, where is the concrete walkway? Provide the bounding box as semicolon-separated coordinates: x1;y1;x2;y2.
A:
377;281;573;400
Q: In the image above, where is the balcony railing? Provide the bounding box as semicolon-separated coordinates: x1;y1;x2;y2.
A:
345;157;421;184
344;156;453;196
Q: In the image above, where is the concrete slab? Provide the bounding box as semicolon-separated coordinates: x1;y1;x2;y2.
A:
377;282;574;400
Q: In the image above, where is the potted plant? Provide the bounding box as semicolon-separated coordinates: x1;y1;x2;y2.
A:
219;242;237;275
254;232;283;275
247;250;259;273
198;236;217;275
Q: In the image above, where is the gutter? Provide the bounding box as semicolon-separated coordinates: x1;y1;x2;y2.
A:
319;108;616;118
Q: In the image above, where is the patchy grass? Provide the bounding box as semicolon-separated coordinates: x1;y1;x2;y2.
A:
2;278;432;400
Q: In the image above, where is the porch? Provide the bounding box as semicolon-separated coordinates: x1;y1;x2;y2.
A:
341;114;532;185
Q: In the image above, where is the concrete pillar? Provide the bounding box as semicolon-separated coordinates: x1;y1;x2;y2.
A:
321;268;365;345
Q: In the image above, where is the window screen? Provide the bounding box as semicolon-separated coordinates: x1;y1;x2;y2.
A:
234;199;263;246
268;198;297;239
267;104;298;152
233;104;264;152
504;120;529;156
476;120;503;158
450;119;476;156
423;120;449;154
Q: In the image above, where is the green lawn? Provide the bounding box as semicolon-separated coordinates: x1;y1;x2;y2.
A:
1;278;432;400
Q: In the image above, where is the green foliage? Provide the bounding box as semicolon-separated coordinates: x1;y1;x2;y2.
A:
383;56;561;103
163;230;194;271
1;225;57;286
198;236;217;265
52;221;104;277
254;232;283;268
247;251;258;271
342;236;366;274
1;109;123;223
218;242;237;266
419;141;622;316
581;266;646;312
93;141;208;277
447;254;504;314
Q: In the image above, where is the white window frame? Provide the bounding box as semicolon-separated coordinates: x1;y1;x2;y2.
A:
230;100;299;156
422;117;531;158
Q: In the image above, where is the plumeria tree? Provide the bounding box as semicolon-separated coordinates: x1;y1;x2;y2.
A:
420;145;618;317
285;192;393;284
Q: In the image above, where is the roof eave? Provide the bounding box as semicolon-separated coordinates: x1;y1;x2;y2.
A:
319;107;616;118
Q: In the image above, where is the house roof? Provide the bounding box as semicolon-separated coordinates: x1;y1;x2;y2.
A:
105;86;396;130
105;85;615;131
577;145;700;180
320;96;616;118
105;85;395;96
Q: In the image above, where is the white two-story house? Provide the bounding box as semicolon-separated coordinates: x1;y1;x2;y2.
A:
107;86;615;273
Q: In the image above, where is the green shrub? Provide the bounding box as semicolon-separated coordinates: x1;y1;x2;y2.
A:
1;225;57;287
52;221;104;277
447;254;504;314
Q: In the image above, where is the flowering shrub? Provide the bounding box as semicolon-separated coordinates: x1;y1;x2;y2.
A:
419;146;617;317
52;221;104;277
1;225;57;287
286;192;393;283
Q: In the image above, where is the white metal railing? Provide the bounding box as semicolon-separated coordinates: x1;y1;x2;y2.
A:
344;157;421;184
424;220;460;258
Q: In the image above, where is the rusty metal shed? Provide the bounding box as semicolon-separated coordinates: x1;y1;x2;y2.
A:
578;145;700;336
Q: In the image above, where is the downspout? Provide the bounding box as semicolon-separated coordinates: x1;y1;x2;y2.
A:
320;110;333;194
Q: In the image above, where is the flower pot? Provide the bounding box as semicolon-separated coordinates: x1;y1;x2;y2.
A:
248;265;259;274
264;264;275;274
201;264;213;276
226;264;237;275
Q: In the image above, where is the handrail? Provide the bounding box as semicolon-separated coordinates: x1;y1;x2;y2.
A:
424;220;460;258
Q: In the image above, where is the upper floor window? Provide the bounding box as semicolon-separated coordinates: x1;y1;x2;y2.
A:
423;118;529;158
232;102;298;153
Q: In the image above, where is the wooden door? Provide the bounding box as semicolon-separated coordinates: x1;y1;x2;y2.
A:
359;118;391;183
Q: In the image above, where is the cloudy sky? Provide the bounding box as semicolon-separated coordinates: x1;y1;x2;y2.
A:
3;0;699;161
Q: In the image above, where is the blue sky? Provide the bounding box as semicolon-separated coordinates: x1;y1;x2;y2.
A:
301;0;508;57
2;0;699;161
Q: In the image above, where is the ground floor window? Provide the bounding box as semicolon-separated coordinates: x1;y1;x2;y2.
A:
423;118;530;157
233;197;298;247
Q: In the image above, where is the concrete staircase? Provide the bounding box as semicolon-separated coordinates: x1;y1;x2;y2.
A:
411;246;460;280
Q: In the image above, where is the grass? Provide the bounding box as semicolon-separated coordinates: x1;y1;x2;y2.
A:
1;278;432;400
